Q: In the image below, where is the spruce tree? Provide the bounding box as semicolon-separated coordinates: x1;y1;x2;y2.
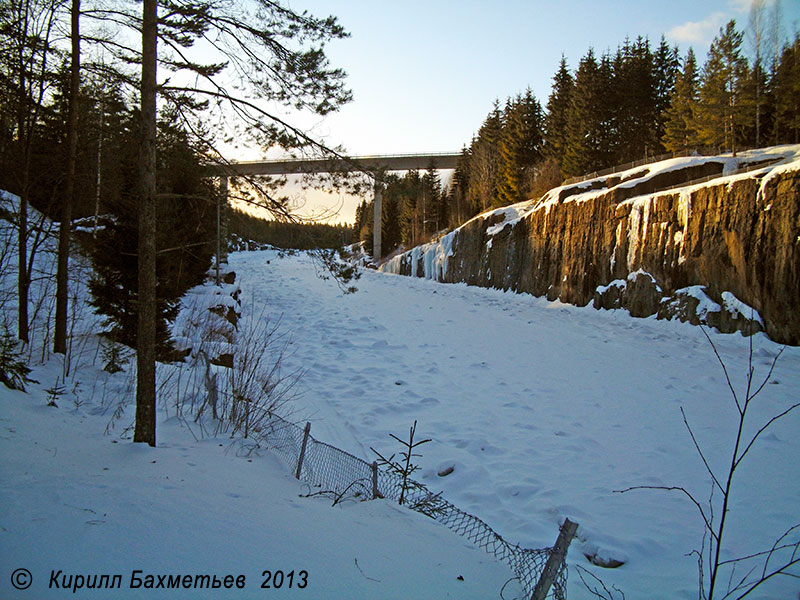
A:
654;35;680;149
544;55;574;169
771;35;800;144
382;191;402;253
497;90;543;206
663;48;701;154
563;48;613;177
698;20;749;154
468;103;503;212
615;36;658;162
400;170;421;245
448;147;471;225
88;111;216;358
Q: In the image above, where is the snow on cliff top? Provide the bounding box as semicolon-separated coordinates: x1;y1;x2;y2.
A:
462;145;800;239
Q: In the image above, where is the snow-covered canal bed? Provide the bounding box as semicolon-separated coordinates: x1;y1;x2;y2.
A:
233;249;800;599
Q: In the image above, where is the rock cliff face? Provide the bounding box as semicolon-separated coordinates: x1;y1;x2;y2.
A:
381;148;800;345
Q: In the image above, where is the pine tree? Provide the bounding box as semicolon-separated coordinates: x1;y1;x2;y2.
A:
54;0;80;355
697;20;749;154
663;48;701;154
134;0;158;445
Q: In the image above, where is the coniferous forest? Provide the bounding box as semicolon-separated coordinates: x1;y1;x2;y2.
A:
355;11;800;256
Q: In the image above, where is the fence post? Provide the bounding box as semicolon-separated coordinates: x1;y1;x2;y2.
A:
371;461;379;499
532;518;578;600
295;422;311;480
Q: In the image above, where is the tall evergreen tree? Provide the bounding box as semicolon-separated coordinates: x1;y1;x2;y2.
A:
563;48;614;176
544;55;574;169
353;199;367;243
467;103;502;212
771;34;800;144
399;170;421;245
663;48;701;154
653;35;680;148
747;0;769;147
448;147;471;225
497;90;543;206
615;36;658;162
697;20;749;154
421;162;441;236
382;189;402;252
134;0;158;446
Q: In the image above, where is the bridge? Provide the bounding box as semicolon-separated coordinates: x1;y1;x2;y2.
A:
209;152;461;261
211;152;460;176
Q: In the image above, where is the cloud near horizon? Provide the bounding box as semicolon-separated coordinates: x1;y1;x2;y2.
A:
666;11;729;46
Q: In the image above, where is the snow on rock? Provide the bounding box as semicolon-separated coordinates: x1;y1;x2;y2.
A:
381;145;800;344
593;270;663;318
721;290;764;325
382;229;457;281
171;275;242;365
656;286;765;337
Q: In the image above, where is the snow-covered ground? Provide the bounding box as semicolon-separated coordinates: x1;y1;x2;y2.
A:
1;202;798;598
231;250;800;599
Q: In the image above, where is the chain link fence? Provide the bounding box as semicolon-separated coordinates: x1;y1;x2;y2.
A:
257;410;568;599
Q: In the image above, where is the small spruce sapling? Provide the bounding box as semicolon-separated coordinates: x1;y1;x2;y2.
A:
371;420;431;506
0;325;38;391
101;341;128;374
45;380;66;407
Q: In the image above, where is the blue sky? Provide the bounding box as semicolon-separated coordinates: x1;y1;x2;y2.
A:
262;0;800;223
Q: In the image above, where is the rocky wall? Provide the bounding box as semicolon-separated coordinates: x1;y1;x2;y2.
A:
386;165;800;345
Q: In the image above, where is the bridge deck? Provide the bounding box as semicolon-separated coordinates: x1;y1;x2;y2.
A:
205;152;461;176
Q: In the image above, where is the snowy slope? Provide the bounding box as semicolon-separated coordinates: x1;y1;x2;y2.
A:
0;376;516;600
0;193;520;600
233;249;800;599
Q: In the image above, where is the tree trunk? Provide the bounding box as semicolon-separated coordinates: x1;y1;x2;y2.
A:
134;0;157;447
54;0;80;355
16;2;29;345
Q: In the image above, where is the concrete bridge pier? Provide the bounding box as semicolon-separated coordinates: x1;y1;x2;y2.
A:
372;170;384;263
216;176;228;285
